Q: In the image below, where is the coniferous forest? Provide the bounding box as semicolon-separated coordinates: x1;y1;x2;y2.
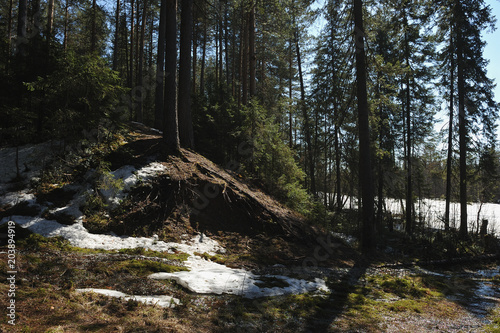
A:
1;0;500;331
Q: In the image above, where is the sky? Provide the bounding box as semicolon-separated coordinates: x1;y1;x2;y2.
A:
484;0;500;106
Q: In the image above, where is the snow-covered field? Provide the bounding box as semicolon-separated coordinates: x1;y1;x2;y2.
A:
0;141;329;300
385;198;500;235
318;192;500;236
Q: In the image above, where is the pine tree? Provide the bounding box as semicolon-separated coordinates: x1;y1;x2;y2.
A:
354;0;376;251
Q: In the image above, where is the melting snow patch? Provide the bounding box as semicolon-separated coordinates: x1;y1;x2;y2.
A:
100;162;168;208
149;255;329;299
75;288;180;308
0;215;224;255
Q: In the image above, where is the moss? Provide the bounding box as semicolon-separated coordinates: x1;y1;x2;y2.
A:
119;248;189;261
18;233;72;251
114;259;188;277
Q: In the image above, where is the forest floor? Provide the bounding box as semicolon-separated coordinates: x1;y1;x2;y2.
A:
0;123;499;332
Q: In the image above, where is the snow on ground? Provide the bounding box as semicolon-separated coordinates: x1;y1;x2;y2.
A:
150;255;329;299
0;140;64;186
385;198;500;235
1;139;329;300
1;213;329;298
75;288;180;308
0;215;223;254
100;162;168;208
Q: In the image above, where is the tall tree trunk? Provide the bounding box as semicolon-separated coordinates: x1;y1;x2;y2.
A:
289;38;293;148
200;18;207;95
129;0;135;88
137;0;147;123
456;0;468;239
113;0;121;70
241;6;249;105
6;0;13;66
354;0;375;251
224;0;229;84
155;0;166;130
178;0;194;148
445;31;455;231
248;2;256;99
335;122;342;212
90;0;97;53
164;0;180;154
63;0;69;51
295;28;316;196
16;0;28;57
404;12;413;236
46;0;55;46
192;5;197;94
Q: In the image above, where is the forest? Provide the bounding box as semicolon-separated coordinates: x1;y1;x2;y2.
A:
1;0;500;331
3;0;500;246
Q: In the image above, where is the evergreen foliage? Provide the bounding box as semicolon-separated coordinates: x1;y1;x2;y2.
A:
1;0;500;244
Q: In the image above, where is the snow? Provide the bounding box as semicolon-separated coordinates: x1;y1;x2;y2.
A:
75;288;180;308
0;141;64;185
2;213;329;298
101;162;168;208
150;255;329;299
0;138;329;301
0;215;223;254
385;198;500;235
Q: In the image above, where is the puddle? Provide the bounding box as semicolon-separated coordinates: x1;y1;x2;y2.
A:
452;266;500;317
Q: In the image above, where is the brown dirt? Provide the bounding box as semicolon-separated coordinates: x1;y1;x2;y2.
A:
96;123;358;269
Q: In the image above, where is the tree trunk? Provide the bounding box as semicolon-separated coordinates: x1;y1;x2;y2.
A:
404;12;413;236
178;0;194;148
155;0;166;129
200;18;207;95
289;39;293;148
7;0;13;66
90;0;97;53
241;7;248;105
46;0;55;46
63;0;69;51
445;31;455;231
113;0;121;70
16;0;28;56
192;5;197;94
129;0;135;89
353;0;375;251
249;2;256;99
456;0;468;239
295;28;316;196
137;0;147;123
164;0;180;154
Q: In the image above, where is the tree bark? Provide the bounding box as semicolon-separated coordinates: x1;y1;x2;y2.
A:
353;0;375;251
295;28;316;196
6;0;13;66
164;0;180;154
90;0;97;53
249;2;256;99
455;0;468;239
200;18;207;95
178;0;194;148
155;0;167;130
404;11;413;236
63;0;69;51
445;31;455;231
113;0;121;70
241;7;248;105
16;0;27;56
137;0;147;123
46;0;55;45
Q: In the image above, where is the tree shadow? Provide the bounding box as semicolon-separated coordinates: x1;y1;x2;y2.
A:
304;256;371;332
